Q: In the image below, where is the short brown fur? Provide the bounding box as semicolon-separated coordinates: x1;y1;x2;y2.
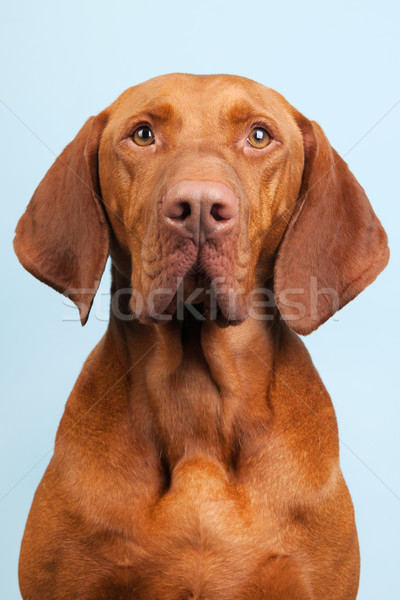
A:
14;74;389;599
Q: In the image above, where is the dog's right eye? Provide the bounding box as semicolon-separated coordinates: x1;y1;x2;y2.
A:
132;126;155;146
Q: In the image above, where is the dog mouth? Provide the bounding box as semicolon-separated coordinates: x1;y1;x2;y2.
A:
164;265;233;327
133;254;250;327
130;216;252;327
180;264;211;300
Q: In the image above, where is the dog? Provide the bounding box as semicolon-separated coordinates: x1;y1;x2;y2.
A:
14;73;389;599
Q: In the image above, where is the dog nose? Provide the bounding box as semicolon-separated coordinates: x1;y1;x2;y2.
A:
162;180;238;245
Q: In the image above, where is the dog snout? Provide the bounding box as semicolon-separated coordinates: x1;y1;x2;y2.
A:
162;180;238;245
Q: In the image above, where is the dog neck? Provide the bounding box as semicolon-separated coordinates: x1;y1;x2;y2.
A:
108;265;276;469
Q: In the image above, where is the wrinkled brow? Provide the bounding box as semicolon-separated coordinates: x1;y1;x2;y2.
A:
135;101;176;124
222;101;266;126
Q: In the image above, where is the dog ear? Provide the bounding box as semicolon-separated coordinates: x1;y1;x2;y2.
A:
274;113;389;335
14;112;110;325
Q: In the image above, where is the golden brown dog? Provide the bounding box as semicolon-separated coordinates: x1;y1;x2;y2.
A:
14;74;389;599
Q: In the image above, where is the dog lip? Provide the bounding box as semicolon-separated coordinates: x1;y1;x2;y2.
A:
140;264;249;325
186;264;209;285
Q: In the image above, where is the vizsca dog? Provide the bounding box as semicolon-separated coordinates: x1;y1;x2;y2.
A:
14;74;389;600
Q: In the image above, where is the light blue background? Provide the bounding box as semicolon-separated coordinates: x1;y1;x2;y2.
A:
1;1;399;598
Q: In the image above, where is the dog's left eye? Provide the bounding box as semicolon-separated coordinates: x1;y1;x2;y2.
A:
247;127;271;149
132;126;155;146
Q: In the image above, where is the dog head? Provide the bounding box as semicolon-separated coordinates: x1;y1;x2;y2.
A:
14;74;389;334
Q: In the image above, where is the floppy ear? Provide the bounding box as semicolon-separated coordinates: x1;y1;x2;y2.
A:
274;113;389;335
14;112;110;325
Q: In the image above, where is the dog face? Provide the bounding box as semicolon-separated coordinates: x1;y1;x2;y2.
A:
14;74;389;333
99;74;305;325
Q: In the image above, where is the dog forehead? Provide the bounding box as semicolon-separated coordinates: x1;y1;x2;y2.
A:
107;73;297;130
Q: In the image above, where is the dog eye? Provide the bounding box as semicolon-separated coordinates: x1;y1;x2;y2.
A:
132;126;155;146
247;127;271;149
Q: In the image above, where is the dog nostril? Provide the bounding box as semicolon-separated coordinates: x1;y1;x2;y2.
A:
171;201;191;220
210;203;229;222
179;202;191;220
166;201;191;221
